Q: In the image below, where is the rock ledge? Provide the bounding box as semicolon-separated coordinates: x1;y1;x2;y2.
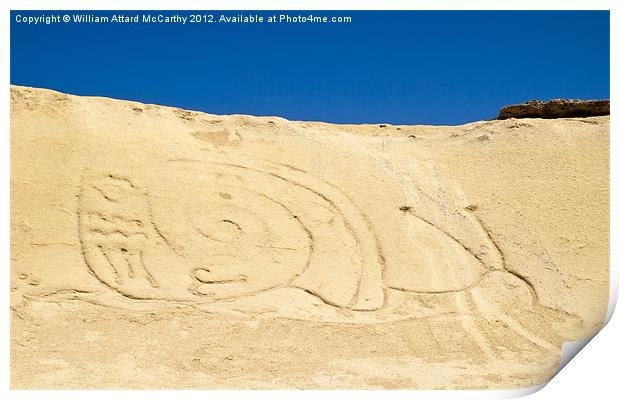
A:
497;99;609;120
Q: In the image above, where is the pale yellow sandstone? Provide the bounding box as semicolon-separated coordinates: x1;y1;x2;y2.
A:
10;86;609;389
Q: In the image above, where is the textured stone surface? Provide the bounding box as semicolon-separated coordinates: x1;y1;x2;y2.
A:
11;86;609;389
497;99;609;120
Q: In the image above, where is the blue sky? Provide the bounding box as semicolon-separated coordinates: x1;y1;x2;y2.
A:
10;11;609;125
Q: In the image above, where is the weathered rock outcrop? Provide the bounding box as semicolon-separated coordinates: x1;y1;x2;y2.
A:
497;99;609;120
10;86;610;389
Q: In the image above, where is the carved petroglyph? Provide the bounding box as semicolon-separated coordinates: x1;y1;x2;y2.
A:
78;174;159;290
68;154;565;354
77;160;388;310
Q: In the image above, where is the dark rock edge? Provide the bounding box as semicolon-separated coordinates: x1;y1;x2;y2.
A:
497;99;609;120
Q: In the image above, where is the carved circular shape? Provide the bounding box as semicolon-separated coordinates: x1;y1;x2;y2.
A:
157;172;313;299
77;157;494;314
78;160;386;308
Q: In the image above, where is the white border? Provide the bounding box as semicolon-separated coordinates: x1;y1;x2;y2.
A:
2;0;617;11
2;1;616;399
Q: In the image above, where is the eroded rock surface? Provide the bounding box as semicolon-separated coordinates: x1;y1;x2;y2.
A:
497;99;609;120
11;86;609;389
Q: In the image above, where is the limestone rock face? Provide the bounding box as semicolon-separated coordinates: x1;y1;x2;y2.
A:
11;86;609;389
497;99;609;119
